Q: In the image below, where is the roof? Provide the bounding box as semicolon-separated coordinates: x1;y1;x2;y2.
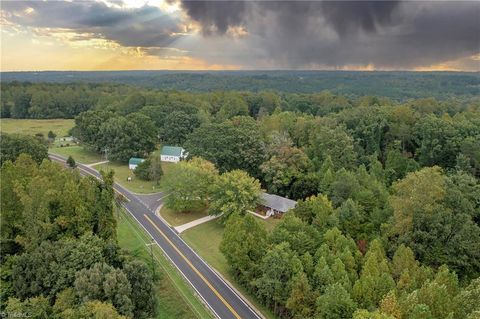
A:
129;158;144;165
261;192;297;213
161;146;184;157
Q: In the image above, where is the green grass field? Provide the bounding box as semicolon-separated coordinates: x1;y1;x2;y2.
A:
160;206;208;227
117;208;213;319
94;161;174;194
181;216;281;319
50;145;103;164
0;119;74;137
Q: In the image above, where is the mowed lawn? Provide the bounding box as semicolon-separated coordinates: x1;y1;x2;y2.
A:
0;118;74;137
94;161;174;194
160;206;208;226
181;216;282;319
50;145;103;164
117;209;212;319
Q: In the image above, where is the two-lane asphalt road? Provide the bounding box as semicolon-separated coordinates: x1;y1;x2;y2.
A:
49;153;263;319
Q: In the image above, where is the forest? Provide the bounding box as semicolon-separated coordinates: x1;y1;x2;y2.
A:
0;152;157;318
2;70;479;99
1;79;479;319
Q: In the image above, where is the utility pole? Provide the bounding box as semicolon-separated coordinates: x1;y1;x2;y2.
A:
146;239;156;279
103;147;109;163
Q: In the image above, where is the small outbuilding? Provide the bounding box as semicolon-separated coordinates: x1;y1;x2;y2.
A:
160;146;186;163
260;193;297;217
128;157;145;170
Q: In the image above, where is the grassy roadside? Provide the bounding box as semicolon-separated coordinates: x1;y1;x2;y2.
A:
94;161;174;194
181;217;280;319
160;206;208;227
117;208;213;319
50;145;103;164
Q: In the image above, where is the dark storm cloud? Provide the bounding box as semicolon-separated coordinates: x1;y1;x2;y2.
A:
1;1;182;48
180;1;248;34
180;1;402;36
179;0;480;69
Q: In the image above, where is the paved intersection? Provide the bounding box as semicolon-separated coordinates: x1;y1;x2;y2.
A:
49;153;263;319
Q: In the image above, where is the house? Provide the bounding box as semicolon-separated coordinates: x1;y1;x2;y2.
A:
128;157;144;170
160;146;186;163
260;192;297;217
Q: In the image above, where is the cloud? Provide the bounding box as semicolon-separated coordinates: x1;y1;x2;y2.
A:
179;0;480;70
1;0;479;70
1;1;183;48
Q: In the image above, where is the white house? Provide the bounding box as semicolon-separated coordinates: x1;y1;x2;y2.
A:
160;146;186;163
128;157;144;169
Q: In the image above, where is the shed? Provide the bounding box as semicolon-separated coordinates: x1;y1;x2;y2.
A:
160;146;185;163
128;157;144;170
261;193;297;217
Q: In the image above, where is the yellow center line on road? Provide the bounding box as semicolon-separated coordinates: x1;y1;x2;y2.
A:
143;213;242;319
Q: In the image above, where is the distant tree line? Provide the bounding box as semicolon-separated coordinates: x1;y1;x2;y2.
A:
1;71;479;99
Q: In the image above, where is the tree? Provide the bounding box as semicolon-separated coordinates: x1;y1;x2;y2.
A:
254;243;302;316
11;91;31;118
384;142;419;184
47;130;57;141
134;158;151;180
148;155;163;185
74;263;133;317
66;156;76;168
73;110;115;151
216;93;249;121
97;113;156;162
6;296;52;318
185;118;266;178
66;301;127;319
379;291;402;319
124;260;156;319
308;125;357;171
209;170;261;222
353;309;394;319
291;195;337;230
0;133;48;165
260;146;312;197
353;240;396;309
286;272;316;319
315;283;357;319
220;213;267;285
390;167;480;279
390;167;446;235
270;214;322;256
454;278;480;319
413;114;460;168
163;157;218;212
118;93;146;115
162;111;201;145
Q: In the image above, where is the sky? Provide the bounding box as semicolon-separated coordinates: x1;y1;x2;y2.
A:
1;0;479;71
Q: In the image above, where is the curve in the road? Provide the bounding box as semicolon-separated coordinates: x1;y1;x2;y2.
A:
48;153;263;319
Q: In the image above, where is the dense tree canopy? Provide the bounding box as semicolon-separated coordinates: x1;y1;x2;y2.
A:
0;155;157;318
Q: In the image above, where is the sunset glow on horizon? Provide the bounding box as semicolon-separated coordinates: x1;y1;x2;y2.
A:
1;0;479;72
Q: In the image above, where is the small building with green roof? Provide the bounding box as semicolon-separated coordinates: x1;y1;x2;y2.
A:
160;146;186;163
128;157;145;170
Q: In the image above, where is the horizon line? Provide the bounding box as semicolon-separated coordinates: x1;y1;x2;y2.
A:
1;69;479;73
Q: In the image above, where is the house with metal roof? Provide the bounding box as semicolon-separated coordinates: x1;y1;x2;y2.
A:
128;157;145;170
260;192;297;217
160;146;186;163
